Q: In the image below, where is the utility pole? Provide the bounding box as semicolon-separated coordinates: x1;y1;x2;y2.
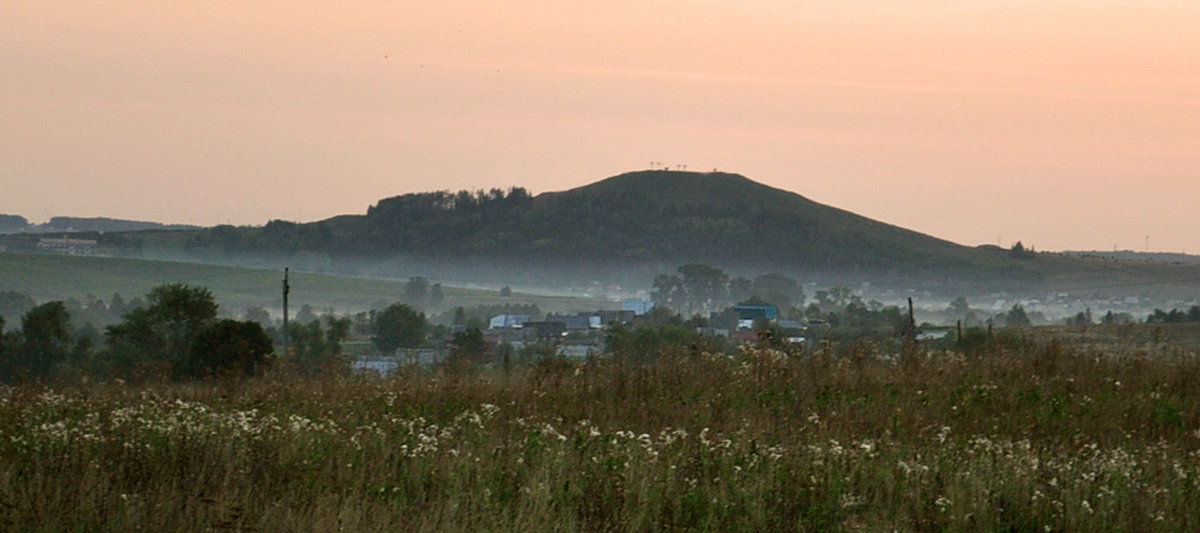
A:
902;297;919;371
282;267;290;357
907;297;916;342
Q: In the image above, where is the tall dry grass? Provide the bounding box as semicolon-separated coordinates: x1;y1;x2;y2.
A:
2;337;1199;531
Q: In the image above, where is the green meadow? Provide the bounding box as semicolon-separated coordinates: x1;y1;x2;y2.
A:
0;253;615;315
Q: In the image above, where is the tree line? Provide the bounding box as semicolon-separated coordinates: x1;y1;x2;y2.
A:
1;284;276;382
0;284;366;383
0;281;505;383
651;264;806;316
1146;306;1200;324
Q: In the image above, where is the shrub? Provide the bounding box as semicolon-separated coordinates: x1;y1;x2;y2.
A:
175;319;273;379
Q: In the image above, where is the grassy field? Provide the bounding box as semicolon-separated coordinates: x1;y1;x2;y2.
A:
2;333;1199;531
0;253;616;316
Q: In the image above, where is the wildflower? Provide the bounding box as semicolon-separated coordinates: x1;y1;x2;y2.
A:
840;494;866;510
936;426;952;444
829;440;844;456
480;403;500;419
935;496;952;511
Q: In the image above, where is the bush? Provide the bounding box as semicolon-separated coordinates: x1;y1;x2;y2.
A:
176;319;273;379
372;303;427;354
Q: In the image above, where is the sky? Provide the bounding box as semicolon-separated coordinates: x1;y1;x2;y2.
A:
2;1;1198;252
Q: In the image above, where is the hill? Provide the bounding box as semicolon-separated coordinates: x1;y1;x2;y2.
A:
147;171;1045;289
0;215;200;235
1063;250;1200;265
16;170;1200;299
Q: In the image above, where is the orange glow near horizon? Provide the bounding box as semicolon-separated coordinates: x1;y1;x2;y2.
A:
2;1;1197;252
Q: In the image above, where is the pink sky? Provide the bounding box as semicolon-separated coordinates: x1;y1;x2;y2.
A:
3;1;1197;252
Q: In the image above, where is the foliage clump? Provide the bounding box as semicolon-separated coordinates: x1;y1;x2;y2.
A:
372;303;427;354
0;283;275;382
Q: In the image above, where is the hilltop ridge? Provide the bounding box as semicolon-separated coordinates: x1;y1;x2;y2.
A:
122;170;1044;289
8;169;1199;298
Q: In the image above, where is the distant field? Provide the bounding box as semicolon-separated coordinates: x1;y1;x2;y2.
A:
1032;323;1200;353
0;253;617;316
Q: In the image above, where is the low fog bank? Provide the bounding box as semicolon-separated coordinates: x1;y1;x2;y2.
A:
110;248;1200;327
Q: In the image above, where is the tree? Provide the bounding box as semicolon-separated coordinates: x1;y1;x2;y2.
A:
651;274;685;311
373;303;427;354
1101;310;1133;325
287;315;351;374
13;302;73;380
1004;304;1032;327
143;283;218;357
101;283;218;377
0;291;36;327
451;327;490;362
827;285;857;308
728;277;753;304
948;297;970;317
429;283;445;308
295;304;318;325
751;273;804;310
406;277;429;306
0;316;7;376
1010;241;1037;260
108;292;128;323
1066;308;1093;326
244;306;272;327
177;319;273;379
637;305;684;329
678;263;729;312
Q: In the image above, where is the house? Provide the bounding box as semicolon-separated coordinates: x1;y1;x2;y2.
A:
622;299;655;316
708;309;740;331
544;314;594;331
734;305;777;321
710;305;780;331
37;235;98;256
353;348;450;375
558;344;600;359
522;321;567;342
778;319;805;331
595;309;636;326
489;314;529;329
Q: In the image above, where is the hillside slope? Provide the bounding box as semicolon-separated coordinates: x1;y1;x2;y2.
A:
34;170;1200;297
166;171;1036;283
